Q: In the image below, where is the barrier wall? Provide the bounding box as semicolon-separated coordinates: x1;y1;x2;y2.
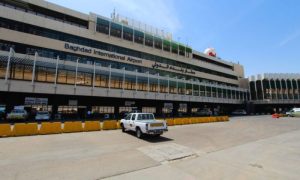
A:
13;123;38;136
84;121;101;132
63;121;83;133
0;124;12;137
102;120;117;130
39;122;62;135
0;116;229;138
166;119;174;126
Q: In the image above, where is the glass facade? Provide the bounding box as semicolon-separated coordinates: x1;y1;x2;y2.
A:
249;78;300;100
0;53;247;100
0;16;238;84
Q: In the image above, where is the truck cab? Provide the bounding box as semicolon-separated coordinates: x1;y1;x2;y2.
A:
120;113;168;138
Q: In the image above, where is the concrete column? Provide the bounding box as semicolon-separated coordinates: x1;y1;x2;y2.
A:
254;81;258;100
31;52;38;84
54;56;59;85
222;88;224;99
74;58;79;88
135;69;138;92
108;65;112;90
279;80;283;100
268;79;272;100
274;80;278;100
5;48;13;82
248;83;252;100
122;67;125;91
235;89;237;100
285;79;290;99
198;83;201;97
147;71;150;92
261;80;265;100
157;73;160;93
192;80;194;96
176;77;178;94
121;24;124;39
291;79;296;100
92;62;96;89
184;78;186;95
167;75;170;94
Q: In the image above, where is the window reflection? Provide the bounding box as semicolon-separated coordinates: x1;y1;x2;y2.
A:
0;61;245;100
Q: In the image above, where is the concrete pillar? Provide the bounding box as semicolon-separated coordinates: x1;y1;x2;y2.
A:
261;80;265;100
54;56;59;85
254;81;258;100
291;79;296;100
31;52;38;84
5;48;14;82
268;79;272;100
279;80;283;100
274;79;278;100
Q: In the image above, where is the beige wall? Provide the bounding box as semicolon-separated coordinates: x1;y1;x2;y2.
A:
233;64;245;78
0;3;245;86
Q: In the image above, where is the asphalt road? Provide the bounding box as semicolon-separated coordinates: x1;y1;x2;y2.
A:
1;115;300;180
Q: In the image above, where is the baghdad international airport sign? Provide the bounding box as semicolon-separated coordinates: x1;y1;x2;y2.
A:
64;42;197;76
64;43;142;64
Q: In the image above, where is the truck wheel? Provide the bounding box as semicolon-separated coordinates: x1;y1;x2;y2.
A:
121;124;125;132
136;128;143;138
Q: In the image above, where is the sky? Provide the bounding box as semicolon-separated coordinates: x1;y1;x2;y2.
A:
47;0;300;77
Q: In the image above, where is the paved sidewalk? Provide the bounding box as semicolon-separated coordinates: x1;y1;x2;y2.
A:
0;116;300;180
106;129;300;180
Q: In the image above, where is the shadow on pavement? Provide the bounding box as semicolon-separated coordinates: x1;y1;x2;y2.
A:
125;131;173;143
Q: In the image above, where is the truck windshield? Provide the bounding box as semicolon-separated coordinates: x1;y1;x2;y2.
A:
137;114;154;120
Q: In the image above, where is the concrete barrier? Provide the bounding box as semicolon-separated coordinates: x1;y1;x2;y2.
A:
182;118;191;125
224;116;229;121
63;121;83;133
13;123;38;136
102;120;117;130
39;122;62;135
190;118;197;124
116;121;121;129
174;118;183;125
84;121;101;132
166;119;174;126
0;124;12;137
210;117;217;122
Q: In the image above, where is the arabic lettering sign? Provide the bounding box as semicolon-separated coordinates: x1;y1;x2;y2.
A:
152;62;196;75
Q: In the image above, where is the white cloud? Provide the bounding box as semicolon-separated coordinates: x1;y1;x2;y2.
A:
278;30;300;47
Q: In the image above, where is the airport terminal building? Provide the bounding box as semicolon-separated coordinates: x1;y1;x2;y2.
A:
0;0;249;119
249;73;300;113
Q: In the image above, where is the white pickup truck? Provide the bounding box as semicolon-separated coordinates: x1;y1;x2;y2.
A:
120;113;168;138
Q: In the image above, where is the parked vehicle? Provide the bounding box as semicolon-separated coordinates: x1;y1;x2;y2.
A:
194;108;212;116
286;110;293;117
120;113;168;138
231;109;247;116
6;109;28;120
289;108;300;117
35;111;50;120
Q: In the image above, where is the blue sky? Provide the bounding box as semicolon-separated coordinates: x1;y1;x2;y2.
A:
47;0;300;77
